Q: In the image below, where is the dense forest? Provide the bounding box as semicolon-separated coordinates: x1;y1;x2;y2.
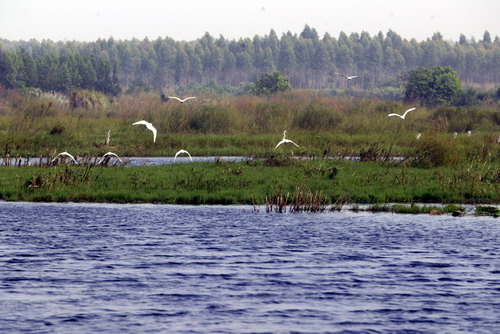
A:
0;26;499;95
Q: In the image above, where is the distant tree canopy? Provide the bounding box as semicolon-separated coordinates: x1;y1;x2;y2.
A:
253;71;292;95
0;26;499;94
403;66;462;107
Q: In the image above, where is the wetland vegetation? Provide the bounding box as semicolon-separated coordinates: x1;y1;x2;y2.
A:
1;28;499;209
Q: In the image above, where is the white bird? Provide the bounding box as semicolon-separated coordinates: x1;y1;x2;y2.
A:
51;151;78;164
132;120;157;143
174;149;193;162
168;96;196;103
97;152;123;165
335;73;359;80
453;132;458;138
467;130;472;136
388;107;416;120
416;133;422;140
105;130;111;146
274;130;299;150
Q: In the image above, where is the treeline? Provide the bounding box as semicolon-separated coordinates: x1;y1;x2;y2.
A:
0;26;499;94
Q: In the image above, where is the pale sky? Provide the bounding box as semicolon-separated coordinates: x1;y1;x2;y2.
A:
0;0;498;42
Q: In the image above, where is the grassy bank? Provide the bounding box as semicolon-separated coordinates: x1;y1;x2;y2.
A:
1;158;498;206
1;90;499;159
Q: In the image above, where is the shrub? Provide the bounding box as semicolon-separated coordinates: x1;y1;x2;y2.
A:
252;71;292;95
69;89;109;110
408;137;462;167
187;105;238;134
293;103;344;131
403;66;462;107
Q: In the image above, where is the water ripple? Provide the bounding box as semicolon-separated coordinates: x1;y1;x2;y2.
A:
1;202;499;333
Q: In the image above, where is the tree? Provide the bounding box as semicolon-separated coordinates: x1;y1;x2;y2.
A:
111;62;122;96
402;66;462;106
0;49;18;88
483;30;492;44
252;71;292;95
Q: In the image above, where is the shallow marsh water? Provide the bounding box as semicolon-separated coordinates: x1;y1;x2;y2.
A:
0;202;499;333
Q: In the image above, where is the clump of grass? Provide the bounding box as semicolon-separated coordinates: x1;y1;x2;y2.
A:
360;143;384;162
368;204;391;212
265;193;288;213
390;204;442;214
23;165;97;190
408;137;458;168
253;152;297;167
443;204;466;213
475;206;500;217
289;188;327;213
264;187;328;213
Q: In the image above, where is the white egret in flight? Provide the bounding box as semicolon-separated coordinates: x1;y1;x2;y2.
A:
174;149;193;162
132;120;157;143
168;96;196;103
274;130;299;149
51;151;78;165
97;152;123;165
388;107;416;120
335;73;359;80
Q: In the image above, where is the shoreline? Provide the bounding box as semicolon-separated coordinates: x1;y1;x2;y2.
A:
1;199;498;217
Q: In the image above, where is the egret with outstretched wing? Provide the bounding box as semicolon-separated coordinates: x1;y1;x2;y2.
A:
274;130;299;149
97;152;123;165
335;73;359;80
174;149;193;162
168;96;196;103
132;120;157;143
388;108;416;120
51;151;78;164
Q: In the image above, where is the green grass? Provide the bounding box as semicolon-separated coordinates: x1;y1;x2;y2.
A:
1;159;498;205
1;90;499;160
0;90;498;209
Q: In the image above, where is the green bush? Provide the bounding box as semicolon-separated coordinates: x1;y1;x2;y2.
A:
293;103;344;131
187;105;238;134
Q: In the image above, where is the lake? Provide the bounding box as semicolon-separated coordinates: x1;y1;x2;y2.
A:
1;202;499;333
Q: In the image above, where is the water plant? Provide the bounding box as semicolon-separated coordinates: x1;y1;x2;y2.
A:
475;206;500;217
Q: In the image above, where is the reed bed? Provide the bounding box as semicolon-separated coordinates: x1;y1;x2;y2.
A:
1;90;498;158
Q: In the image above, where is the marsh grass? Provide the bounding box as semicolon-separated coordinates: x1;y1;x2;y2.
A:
475;206;500;217
1;158;498;206
1;90;498;159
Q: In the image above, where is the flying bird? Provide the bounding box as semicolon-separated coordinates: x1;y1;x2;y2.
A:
274;130;299;150
97;152;123;165
335;73;359;80
174;149;193;162
388;107;416;120
51;151;78;164
132;120;157;143
168;96;196;103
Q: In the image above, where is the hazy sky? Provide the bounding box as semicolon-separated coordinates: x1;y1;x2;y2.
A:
0;0;498;42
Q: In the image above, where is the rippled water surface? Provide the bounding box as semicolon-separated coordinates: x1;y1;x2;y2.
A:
1;202;499;333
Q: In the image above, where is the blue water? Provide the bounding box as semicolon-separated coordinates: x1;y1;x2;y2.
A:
0;156;249;167
1;202;499;333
